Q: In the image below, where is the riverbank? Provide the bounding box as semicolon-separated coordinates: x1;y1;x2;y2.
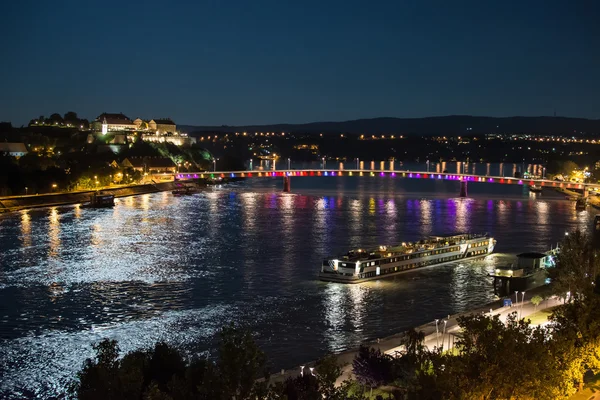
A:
0;182;180;213
270;283;554;385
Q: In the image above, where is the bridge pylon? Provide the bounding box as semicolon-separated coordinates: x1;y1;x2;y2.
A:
283;176;291;192
459;180;468;198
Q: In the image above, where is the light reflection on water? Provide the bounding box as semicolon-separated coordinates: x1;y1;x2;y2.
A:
0;176;595;398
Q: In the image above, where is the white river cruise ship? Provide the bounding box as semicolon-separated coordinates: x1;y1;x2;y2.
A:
319;233;496;283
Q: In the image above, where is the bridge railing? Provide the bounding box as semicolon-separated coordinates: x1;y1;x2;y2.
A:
171;169;594;189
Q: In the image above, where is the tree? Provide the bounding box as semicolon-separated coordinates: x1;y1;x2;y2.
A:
391;329;426;394
75;339;123;400
314;355;345;400
216;324;268;400
548;230;598;300
64;111;78;123
48;113;64;125
352;345;393;396
531;295;543;311
281;373;321;400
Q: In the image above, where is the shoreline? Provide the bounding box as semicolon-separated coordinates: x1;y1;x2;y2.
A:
0;181;180;213
269;282;553;384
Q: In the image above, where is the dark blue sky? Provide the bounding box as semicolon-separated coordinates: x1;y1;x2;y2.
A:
1;0;598;126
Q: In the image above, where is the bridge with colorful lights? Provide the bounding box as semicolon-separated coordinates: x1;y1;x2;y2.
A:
173;168;598;198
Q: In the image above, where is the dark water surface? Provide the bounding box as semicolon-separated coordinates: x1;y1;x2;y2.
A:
0;175;593;398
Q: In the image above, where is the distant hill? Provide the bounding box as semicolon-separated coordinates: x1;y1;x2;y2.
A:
180;116;600;136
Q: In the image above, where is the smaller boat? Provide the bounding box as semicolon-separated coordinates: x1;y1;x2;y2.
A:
172;184;199;196
528;185;542;193
576;197;587;210
82;192;115;208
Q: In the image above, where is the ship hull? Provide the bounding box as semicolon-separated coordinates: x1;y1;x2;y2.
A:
319;253;491;283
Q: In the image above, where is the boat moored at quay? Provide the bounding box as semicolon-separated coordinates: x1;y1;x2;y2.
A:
319;233;496;283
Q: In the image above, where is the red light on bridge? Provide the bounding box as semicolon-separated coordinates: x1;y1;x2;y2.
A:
248;173;252;177
500;178;505;183
423;174;428;179
310;171;314;176
220;174;225;178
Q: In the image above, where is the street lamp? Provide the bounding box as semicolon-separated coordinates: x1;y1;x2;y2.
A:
25;187;28;195
426;160;430;172
520;291;526;319
356;157;359;170
300;365;305;377
514;291;518;307
322;157;325;170
442;320;447;350
213;159;217;172
287;158;291;170
435;319;439;348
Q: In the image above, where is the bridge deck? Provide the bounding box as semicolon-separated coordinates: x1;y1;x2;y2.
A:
173;169;596;189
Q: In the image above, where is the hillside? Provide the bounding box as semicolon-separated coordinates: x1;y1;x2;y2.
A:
180;116;600;136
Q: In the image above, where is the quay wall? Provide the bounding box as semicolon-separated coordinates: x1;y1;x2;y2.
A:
0;182;179;213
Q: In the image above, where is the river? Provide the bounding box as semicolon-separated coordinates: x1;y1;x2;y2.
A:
0;167;594;398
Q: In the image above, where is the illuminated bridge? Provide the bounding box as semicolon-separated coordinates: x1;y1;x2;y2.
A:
173;168;597;198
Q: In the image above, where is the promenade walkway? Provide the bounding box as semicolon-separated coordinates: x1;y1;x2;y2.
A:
270;288;560;386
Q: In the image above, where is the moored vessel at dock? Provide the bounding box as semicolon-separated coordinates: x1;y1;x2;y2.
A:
172;184;199;196
319;233;496;283
528;184;542;193
82;192;115;208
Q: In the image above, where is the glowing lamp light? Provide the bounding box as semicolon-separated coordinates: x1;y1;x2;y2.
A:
409;173;413;178
438;174;442;179
194;174;198;178
518;180;523;185
231;173;234;177
391;172;396;177
416;173;421;178
332;171;336;176
248;173;252;177
324;171;329;176
380;172;384;176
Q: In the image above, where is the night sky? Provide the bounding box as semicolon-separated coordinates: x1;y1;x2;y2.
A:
1;0;598;126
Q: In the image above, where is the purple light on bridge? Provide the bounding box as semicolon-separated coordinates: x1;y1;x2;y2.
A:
332;171;336;176
380;172;384;176
409;173;413;178
391;172;396;177
416;173;421;178
194;174;198;178
488;178;493;182
518;180;523;185
187;174;190;178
